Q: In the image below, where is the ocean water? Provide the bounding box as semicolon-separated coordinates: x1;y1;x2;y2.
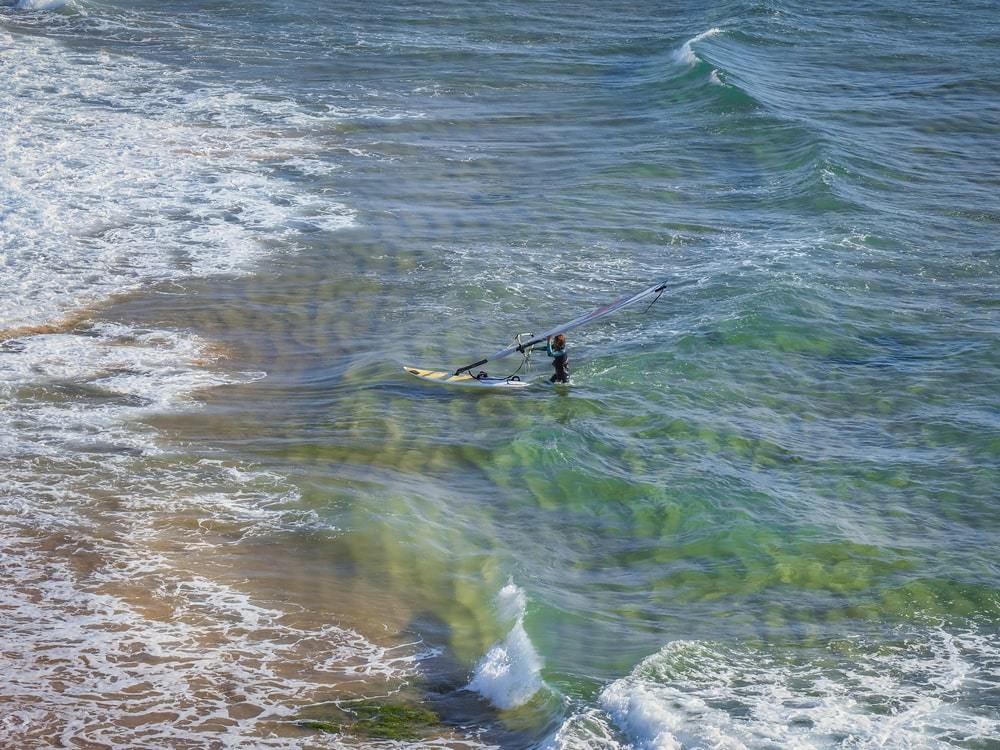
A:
1;0;998;748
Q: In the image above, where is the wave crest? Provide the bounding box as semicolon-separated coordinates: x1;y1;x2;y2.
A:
673;28;722;66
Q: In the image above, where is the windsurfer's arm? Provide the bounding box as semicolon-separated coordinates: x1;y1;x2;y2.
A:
529;337;562;356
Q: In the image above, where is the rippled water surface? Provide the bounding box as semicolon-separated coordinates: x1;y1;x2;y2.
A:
2;1;998;747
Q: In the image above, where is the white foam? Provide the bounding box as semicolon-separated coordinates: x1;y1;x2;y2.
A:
545;635;1000;750
467;582;545;710
0;31;353;335
0;310;445;748
14;0;68;10
0;329;435;745
0;322;263;460
495;580;528;626
543;708;624;750
0;525;427;750
674;28;722;66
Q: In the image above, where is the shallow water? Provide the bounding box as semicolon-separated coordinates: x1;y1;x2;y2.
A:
2;0;998;747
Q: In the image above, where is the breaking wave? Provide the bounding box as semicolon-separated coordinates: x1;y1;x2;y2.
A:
467;582;545;710
673;28;722;66
547;631;1000;749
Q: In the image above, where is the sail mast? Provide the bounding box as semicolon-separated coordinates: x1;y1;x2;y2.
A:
453;280;669;376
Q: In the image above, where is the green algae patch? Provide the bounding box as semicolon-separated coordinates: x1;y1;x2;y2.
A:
297;701;442;741
352;704;441;740
297;720;339;734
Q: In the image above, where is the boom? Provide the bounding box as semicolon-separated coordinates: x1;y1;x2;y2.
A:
453;280;669;376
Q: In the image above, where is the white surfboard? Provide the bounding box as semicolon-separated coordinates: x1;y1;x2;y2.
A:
404;366;532;389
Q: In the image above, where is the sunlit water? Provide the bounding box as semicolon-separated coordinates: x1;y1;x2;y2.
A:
2;1;998;747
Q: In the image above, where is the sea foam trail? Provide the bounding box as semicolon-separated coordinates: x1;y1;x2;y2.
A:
547;635;1000;750
673;28;722;66
467;582;545;710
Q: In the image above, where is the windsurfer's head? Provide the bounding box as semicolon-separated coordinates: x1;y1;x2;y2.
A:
553;333;566;350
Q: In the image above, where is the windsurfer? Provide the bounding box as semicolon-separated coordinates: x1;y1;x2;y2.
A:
543;334;569;383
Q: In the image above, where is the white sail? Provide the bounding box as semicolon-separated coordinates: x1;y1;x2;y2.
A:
453;280;670;375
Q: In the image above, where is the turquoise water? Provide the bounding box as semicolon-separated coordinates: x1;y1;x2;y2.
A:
2;1;998;747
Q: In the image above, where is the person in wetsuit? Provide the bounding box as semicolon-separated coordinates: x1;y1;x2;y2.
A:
544;333;569;383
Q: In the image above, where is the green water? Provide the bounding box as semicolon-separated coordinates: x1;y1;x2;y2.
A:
2;0;998;747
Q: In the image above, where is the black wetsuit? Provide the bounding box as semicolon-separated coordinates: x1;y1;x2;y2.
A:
546;340;569;383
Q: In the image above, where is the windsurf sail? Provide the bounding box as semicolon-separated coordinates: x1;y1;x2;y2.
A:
453;280;670;376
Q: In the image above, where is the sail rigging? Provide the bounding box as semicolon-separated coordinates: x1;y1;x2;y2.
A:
453;280;670;376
